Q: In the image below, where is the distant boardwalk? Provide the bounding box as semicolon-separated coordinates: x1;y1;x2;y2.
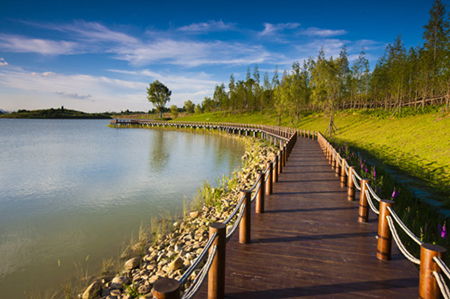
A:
200;137;418;298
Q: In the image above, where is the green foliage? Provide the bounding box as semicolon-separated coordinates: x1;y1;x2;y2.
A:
147;80;171;118
0;107;111;119
184;100;195;113
170;105;179;119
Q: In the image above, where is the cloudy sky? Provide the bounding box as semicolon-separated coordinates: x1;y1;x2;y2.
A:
0;0;437;113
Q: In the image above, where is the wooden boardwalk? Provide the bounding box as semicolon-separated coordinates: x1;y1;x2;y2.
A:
200;137;418;298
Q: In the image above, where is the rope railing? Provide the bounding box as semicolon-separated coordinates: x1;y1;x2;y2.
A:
387;206;423;246
433;271;450;299
366;183;381;202
434;256;450;282
226;204;246;242
352;174;361;191
182;245;217;299
318;131;450;299
365;190;379;215
386;216;421;265
224;194;246;225
178;233;218;285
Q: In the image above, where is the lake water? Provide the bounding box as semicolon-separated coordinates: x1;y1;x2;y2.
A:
0;119;245;298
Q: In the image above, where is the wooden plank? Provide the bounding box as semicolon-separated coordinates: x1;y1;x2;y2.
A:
197;137;418;298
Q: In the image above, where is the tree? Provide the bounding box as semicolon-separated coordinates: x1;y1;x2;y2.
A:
147;80;171;118
184;100;195;113
195;104;202;114
170;105;179;118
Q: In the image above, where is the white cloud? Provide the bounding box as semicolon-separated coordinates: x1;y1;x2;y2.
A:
0;34;79;55
258;23;301;36
56;92;92;100
0;58;8;66
178;20;236;32
300;27;347;37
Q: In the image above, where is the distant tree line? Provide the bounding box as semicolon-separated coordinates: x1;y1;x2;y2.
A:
186;0;450;125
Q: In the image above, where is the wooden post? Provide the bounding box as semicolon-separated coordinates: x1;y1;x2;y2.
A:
347;166;356;201
358;179;370;223
335;153;340;177
208;223;226;299
153;278;181;299
266;162;273;195
419;243;447;299
331;149;336;170
239;190;251;244
340;159;347;188
282;146;287;167
273;156;278;183
376;200;394;261
256;172;265;213
278;150;282;174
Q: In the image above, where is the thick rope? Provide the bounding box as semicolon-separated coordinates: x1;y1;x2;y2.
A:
434;256;450;282
226;203;246;242
345;161;349;175
433;271;450;299
251;183;260;202
353;175;361;191
387;216;421;265
224;194;246;224
365;190;380;215
182;245;217;299
387;206;423;246
366;183;381;202
179;233;217;285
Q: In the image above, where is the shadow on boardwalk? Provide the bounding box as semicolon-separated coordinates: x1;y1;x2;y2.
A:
199;138;418;298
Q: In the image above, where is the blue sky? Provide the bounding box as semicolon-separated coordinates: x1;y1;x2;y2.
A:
0;0;439;113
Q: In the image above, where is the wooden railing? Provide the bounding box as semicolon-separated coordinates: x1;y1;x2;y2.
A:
112;120;298;299
317;132;449;299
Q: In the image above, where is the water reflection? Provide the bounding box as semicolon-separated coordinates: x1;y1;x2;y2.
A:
149;130;170;172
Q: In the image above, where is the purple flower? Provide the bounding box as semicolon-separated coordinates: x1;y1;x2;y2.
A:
439;224;447;238
373;170;376;179
364;166;368;173
391;189;400;199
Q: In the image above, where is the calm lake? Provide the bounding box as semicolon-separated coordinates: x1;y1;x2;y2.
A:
0;119;245;298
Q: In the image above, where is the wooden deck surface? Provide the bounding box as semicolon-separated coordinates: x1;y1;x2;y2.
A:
199;137;419;298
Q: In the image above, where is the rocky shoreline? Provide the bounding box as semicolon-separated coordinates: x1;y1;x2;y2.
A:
81;133;277;299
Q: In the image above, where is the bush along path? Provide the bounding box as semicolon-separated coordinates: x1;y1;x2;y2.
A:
81;134;277;299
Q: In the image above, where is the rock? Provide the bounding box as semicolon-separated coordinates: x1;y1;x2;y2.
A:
168;257;183;271
110;289;121;296
190;211;199;218
111;276;130;289
82;280;102;299
149;275;160;284
138;284;151;294
124;257;141;271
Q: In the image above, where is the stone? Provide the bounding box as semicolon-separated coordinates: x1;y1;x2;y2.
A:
149;275;160;284
168;257;183;271
82;280;102;299
110;289;121;296
124;257;141;271
138;284;151;294
111;276;130;289
190;211;199;218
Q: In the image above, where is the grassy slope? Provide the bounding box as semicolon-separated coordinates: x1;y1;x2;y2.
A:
177;108;450;202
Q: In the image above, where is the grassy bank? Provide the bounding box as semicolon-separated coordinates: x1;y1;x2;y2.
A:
176;107;450;206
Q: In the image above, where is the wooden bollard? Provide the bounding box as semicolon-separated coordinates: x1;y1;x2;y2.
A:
331;149;336;169
278;150;283;174
153;278;181;299
208;223;226;299
282;146;287;166
256;172;265;213
266;162;273;195
239;190;251;244
376;200;394;261
347;166;356;201
273;157;278;183
419;243;447;299
335;153;340;177
340;159;347;187
358;179;370;223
